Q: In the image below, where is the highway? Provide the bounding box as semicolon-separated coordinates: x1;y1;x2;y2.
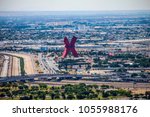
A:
93;67;150;70
0;73;150;83
0;74;98;83
46;56;59;74
37;53;59;74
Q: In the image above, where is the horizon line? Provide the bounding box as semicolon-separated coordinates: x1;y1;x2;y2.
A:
0;10;150;12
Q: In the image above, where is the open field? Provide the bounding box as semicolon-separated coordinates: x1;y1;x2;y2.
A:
12;57;20;76
132;89;150;94
7;56;13;77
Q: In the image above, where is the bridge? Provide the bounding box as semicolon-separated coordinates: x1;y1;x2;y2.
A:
0;74;99;83
0;73;150;83
93;67;150;70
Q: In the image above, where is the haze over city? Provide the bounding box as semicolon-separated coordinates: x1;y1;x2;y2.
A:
0;0;150;11
0;0;150;100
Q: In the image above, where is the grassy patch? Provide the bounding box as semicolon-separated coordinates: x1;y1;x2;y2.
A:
19;57;25;75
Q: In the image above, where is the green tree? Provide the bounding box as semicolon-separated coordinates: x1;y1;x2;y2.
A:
67;94;75;100
145;91;150;99
39;84;47;89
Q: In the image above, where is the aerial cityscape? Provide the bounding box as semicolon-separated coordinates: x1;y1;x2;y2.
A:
0;10;150;100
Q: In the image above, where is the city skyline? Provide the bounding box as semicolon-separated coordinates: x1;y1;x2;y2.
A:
0;3;150;100
0;0;150;11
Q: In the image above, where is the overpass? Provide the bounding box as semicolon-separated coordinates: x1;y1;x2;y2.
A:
93;67;150;70
0;73;150;83
0;74;99;83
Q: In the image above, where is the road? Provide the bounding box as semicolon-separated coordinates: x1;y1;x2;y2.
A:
94;67;150;70
0;52;35;75
0;55;9;77
46;56;59;74
0;73;150;83
38;53;59;74
0;74;97;82
38;53;49;73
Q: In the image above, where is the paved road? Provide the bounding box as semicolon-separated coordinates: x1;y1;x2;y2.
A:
0;74;97;83
38;53;59;74
46;56;59;74
0;73;150;83
0;55;9;77
94;67;150;70
38;53;49;73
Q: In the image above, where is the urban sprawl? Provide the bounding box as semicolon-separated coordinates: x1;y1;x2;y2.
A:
0;11;150;100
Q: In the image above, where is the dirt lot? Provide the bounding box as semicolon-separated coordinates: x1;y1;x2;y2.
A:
12;57;20;76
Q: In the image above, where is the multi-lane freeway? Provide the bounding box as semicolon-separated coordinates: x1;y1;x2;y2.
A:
94;67;150;70
0;74;98;83
0;73;150;83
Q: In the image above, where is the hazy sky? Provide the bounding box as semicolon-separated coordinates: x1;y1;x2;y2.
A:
0;0;150;11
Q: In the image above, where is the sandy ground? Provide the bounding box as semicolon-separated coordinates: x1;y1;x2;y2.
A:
132;88;150;94
90;70;112;75
7;53;35;75
8;56;13;77
12;57;20;76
